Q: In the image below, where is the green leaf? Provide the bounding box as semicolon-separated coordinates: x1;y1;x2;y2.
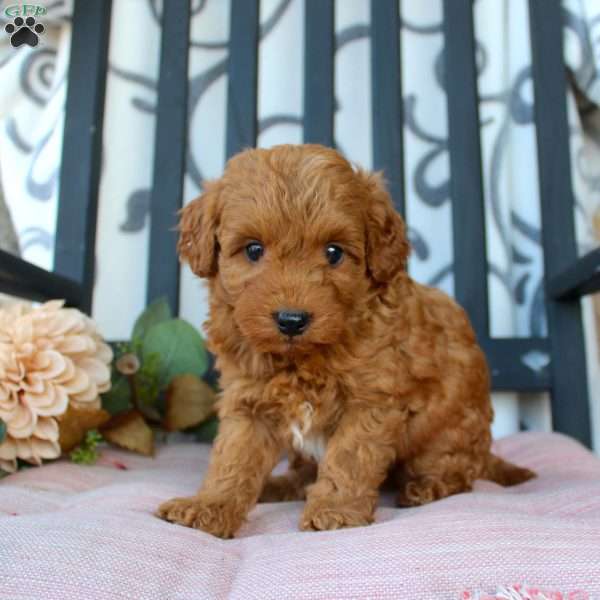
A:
70;430;103;465
0;419;6;443
192;415;219;443
16;459;34;471
142;319;208;388
132;297;172;342
135;352;162;407
101;376;132;415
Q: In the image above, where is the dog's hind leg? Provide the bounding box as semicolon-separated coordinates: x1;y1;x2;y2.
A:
259;453;317;502
396;449;535;507
394;416;492;507
395;448;483;507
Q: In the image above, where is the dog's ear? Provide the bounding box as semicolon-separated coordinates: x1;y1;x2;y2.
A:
178;181;222;277
361;170;410;283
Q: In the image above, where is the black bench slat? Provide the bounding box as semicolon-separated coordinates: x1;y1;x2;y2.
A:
529;0;592;446
547;244;600;300
443;0;490;340
0;250;82;306
54;0;112;313
371;0;404;217
226;0;259;157
483;337;552;392
304;0;334;147
147;0;191;313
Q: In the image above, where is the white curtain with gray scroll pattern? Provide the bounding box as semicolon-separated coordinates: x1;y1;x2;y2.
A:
1;0;599;446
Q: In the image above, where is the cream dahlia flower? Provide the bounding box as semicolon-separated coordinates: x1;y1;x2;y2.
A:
0;300;112;473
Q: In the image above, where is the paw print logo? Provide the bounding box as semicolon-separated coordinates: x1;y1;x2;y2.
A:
4;16;45;48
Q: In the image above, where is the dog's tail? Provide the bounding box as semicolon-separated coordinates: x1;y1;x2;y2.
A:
483;453;536;486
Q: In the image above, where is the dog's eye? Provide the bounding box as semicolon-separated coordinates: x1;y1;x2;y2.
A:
245;242;264;262
325;244;344;266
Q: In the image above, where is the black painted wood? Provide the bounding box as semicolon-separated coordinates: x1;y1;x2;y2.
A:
371;0;404;216
0;250;82;306
226;0;259;157
529;0;591;446
548;247;600;300
443;0;489;339
483;337;552;392
54;0;112;313
304;0;334;147
147;0;190;313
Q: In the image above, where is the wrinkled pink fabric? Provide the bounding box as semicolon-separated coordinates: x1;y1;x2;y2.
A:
1;432;599;600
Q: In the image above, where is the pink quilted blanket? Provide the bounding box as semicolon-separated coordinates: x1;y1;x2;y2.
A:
1;432;599;600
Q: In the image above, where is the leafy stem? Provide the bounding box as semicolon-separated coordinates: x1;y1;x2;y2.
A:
127;372;162;425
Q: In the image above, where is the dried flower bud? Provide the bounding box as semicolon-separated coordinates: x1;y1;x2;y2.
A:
101;410;154;456
115;353;140;375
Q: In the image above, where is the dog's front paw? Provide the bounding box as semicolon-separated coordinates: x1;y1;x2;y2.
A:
156;494;243;538
300;499;374;532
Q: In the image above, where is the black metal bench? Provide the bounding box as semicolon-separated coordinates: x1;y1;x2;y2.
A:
0;0;596;446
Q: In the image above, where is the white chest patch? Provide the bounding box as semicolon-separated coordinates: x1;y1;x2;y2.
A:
289;402;327;462
291;427;327;462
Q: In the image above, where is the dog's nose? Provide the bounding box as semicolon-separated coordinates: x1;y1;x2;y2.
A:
273;310;311;336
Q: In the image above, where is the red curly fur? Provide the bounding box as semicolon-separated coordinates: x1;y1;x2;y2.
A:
157;144;535;538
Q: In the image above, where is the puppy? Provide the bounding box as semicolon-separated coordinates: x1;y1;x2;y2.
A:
157;144;534;538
